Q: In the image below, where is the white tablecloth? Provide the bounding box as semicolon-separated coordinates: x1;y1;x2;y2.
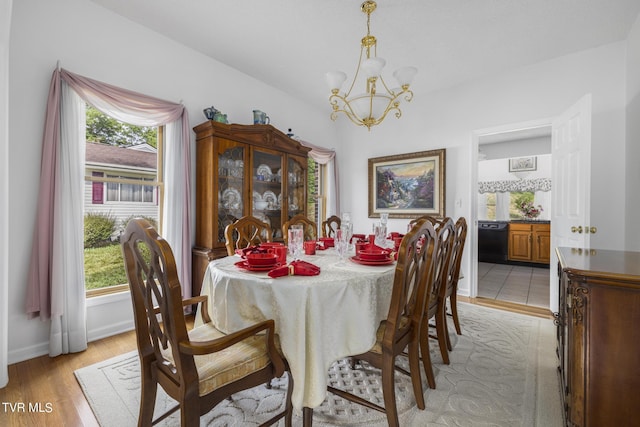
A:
196;249;396;411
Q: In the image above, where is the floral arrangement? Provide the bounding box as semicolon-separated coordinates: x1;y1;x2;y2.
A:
518;201;543;219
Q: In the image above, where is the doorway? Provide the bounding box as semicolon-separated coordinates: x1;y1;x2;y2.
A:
470;119;553;312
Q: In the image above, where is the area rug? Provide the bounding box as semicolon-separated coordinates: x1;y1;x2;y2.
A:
74;303;562;426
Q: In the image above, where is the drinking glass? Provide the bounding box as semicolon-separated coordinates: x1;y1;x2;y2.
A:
340;222;353;248
288;226;303;259
333;229;348;264
373;223;387;247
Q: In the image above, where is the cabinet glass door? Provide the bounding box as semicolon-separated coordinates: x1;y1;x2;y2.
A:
253;150;283;241
217;145;245;244
287;156;306;221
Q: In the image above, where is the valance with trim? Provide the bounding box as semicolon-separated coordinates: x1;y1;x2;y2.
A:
479;178;551;193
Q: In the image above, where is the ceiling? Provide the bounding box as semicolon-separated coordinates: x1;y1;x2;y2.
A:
89;0;640;112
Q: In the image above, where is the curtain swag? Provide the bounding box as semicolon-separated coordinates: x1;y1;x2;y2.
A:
478;178;551;194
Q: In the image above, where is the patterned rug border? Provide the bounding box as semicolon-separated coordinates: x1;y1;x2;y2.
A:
75;302;558;426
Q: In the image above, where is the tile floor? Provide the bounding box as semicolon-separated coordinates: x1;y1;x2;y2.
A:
477;262;550;308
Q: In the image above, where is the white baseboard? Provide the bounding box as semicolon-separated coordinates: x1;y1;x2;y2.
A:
8;292;134;364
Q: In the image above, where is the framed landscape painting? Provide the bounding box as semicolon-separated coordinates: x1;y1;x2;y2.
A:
368;149;446;219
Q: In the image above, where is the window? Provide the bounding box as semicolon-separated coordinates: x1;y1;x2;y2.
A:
485;193;496;220
106;175;155;203
83;105;162;296
307;157;329;228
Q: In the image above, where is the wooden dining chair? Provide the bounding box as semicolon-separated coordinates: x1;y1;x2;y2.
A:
409;214;438;229
439;217;468;346
282;214;317;244
419;217;456;383
121;218;292;427
321;215;341;238
224;215;272;256
327;218;438;427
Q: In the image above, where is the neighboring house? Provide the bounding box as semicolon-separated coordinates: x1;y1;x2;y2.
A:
84;142;158;238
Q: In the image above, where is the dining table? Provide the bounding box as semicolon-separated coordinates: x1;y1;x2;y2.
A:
195;246;397;424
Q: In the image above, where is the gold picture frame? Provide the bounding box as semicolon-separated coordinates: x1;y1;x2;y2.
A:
368;149;446;219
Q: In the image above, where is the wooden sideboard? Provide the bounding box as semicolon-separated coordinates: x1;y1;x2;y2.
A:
555;247;640;427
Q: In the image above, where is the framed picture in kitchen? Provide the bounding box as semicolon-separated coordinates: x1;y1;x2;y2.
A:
368;149;446;219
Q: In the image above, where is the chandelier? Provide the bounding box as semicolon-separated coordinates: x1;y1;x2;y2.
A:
326;1;417;130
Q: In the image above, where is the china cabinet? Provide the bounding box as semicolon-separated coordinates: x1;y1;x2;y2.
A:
555;247;640;427
507;222;550;264
192;121;310;295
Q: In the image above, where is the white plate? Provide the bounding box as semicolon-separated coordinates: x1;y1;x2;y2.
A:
256;164;272;178
222;187;242;210
262;190;277;207
253;191;263;203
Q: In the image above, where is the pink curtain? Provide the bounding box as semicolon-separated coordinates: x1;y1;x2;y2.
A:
26;68;192;324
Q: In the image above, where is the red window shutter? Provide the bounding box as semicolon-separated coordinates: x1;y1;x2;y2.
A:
92;171;104;204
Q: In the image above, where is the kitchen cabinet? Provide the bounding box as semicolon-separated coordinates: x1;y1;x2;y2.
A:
507;222;550;264
556;247;640;426
192;121;311;296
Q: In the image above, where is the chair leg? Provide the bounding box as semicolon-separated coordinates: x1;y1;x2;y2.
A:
435;306;450;365
443;305;453;352
450;293;462;335
138;360;157;426
284;372;294;427
419;321;436;389
381;354;400;427
407;340;425;410
180;398;200;427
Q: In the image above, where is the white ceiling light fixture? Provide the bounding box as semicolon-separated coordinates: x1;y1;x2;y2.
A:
325;1;417;130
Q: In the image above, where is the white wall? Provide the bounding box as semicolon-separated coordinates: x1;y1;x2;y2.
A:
478;154;551;182
626;15;640;251
337;41;628;299
1;0;13;387
7;0;338;363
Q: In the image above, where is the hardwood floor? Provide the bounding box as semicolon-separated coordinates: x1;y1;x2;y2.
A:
0;329;138;426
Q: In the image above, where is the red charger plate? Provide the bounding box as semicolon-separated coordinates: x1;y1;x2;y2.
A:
235;261;281;272
245;252;279;266
350;256;395;266
358;250;392;261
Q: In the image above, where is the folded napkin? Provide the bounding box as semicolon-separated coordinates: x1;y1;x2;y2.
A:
235;246;268;257
268;260;321;278
351;234;366;243
364;241;393;254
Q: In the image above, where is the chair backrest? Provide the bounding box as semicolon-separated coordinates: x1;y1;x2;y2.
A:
121;218;196;387
322;215;341;238
443;217;468;299
426;217;456;317
383;218;438;347
224;215;272;256
282;214;317;244
409;215;439;229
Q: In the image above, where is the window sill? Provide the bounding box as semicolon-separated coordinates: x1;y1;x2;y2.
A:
86;283;129;299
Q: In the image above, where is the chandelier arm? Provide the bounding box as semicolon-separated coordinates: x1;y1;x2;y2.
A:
329;94;367;127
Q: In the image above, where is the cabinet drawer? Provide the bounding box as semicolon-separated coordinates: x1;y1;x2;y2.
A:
509;223;532;231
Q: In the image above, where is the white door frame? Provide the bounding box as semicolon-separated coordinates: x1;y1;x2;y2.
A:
469;118;553;299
